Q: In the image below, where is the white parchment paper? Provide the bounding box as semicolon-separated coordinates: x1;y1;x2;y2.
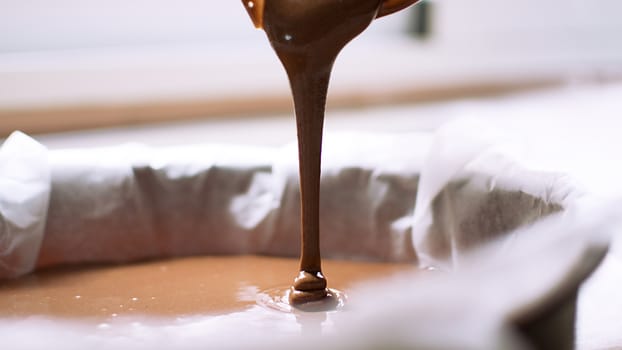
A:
0;121;616;349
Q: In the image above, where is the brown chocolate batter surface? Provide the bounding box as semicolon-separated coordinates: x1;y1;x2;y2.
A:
0;256;413;319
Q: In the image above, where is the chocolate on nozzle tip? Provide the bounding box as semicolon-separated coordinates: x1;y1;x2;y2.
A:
377;0;421;18
241;0;265;28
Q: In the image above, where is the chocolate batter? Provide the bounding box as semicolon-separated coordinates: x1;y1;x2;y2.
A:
0;256;413;319
242;0;420;307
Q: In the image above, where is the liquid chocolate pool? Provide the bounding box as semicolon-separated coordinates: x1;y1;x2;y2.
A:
244;0;420;306
0;256;413;319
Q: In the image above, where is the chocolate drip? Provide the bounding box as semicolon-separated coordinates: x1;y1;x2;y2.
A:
243;0;420;308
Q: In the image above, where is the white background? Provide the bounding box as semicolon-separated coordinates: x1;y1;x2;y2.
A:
1;0;621;110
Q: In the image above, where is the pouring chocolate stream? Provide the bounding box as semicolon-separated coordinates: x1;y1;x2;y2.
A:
242;0;420;308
